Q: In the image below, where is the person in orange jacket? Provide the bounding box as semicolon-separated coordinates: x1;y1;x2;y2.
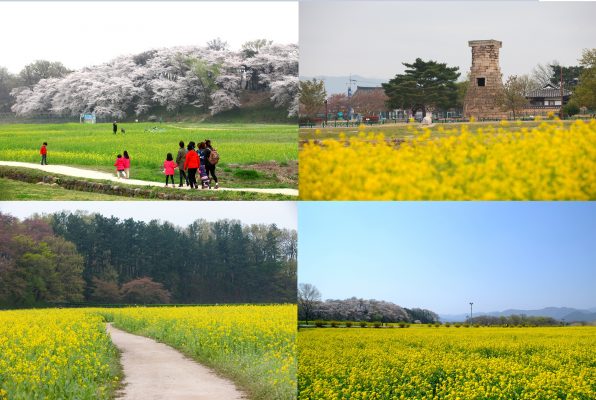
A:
183;141;200;189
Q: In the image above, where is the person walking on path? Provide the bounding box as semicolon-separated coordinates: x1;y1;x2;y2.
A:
40;142;48;165
123;150;131;179
176;141;189;187
113;121;118;134
197;142;210;189
163;153;177;187
114;154;126;178
183;141;200;189
203;139;219;189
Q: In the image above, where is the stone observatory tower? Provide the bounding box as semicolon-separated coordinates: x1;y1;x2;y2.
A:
463;40;507;120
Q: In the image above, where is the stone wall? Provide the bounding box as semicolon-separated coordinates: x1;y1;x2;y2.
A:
463;40;508;119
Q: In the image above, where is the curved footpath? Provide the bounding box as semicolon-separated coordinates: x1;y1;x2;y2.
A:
107;324;246;400
0;161;298;196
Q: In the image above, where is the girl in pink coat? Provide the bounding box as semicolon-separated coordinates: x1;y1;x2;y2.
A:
114;154;126;178
163;153;177;187
123;150;131;179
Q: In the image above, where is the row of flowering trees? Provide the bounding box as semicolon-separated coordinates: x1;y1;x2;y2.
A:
10;41;298;119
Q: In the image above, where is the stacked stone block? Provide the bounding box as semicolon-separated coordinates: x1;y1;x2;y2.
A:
463;40;508;119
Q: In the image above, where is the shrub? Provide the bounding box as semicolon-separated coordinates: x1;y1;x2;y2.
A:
359;321;367;328
330;321;339;328
445;323;451;328
562;102;580;117
345;321;353;328
314;320;325;328
373;322;382;328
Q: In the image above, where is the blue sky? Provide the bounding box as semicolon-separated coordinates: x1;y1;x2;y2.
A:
298;202;596;315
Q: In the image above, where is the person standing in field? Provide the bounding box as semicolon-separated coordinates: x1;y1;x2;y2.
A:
40;142;48;165
176;141;189;187
123;150;131;179
114;154;126;178
183;141;200;189
113;121;118;134
163;153;177;187
203;139;219;189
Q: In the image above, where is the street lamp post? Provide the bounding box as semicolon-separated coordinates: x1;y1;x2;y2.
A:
324;100;328;125
470;302;474;323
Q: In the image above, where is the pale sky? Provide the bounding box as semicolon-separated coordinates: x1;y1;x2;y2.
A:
0;201;297;230
300;1;596;80
0;1;298;73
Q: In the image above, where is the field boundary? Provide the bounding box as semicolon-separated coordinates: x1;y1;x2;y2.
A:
0;162;298;197
0;165;294;200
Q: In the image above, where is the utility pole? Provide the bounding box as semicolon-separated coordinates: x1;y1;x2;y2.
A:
560;66;564;119
469;302;474;322
347;74;357;121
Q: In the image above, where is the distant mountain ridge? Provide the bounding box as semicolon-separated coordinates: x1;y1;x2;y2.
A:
300;75;387;95
440;307;596;323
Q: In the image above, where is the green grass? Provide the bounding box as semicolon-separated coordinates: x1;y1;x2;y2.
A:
0;122;297;188
299;119;579;142
0;178;136;200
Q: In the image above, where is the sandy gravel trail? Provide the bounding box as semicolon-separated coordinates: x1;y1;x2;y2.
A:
107;324;246;400
0;161;298;196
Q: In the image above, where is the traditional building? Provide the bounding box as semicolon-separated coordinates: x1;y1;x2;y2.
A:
526;83;571;108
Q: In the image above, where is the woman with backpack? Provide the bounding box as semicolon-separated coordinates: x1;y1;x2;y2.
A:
203;139;219;189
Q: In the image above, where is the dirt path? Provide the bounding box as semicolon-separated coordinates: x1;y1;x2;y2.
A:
106;324;246;400
0;161;298;196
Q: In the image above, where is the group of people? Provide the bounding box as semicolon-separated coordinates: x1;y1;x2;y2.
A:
40;137;219;190
166;140;219;189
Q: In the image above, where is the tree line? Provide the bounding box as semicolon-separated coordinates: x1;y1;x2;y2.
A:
0;212;297;307
299;48;596;119
1;38;298;119
297;284;439;324
469;314;561;327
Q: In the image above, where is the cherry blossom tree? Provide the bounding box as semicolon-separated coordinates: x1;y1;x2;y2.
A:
11;41;298;119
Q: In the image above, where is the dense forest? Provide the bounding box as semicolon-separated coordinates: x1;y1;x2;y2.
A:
0;212;296;307
2;39;298;119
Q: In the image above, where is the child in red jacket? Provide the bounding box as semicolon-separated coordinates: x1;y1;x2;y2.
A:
40;142;48;165
163;153;177;187
114;154;126;178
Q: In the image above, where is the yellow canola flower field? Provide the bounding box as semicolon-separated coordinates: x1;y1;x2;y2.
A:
299;120;596;200
102;304;297;400
0;309;119;400
298;326;596;400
